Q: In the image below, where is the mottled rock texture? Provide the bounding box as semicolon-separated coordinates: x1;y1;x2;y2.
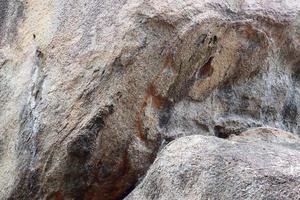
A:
126;128;300;200
0;0;299;199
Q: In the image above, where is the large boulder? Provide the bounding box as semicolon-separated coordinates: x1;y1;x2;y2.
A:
126;127;300;200
0;0;299;199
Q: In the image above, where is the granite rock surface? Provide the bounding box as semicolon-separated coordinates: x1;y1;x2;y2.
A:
0;0;299;199
126;128;300;200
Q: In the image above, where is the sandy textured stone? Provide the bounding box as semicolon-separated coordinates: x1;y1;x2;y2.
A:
0;0;299;199
230;127;300;144
126;128;300;200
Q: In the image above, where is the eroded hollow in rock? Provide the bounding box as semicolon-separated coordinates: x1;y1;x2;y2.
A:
196;57;214;80
214;125;230;138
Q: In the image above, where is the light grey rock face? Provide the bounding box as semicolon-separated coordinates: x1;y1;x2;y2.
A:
155;1;300;140
126;128;300;200
0;0;24;45
0;0;300;199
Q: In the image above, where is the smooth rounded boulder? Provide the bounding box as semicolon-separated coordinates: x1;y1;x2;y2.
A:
126;128;300;200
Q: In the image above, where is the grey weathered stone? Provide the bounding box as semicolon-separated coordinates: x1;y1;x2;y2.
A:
126;128;300;200
0;0;299;199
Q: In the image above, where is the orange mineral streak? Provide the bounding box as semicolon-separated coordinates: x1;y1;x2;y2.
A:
55;192;63;200
84;146;133;200
244;24;256;37
48;191;63;200
134;54;174;141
